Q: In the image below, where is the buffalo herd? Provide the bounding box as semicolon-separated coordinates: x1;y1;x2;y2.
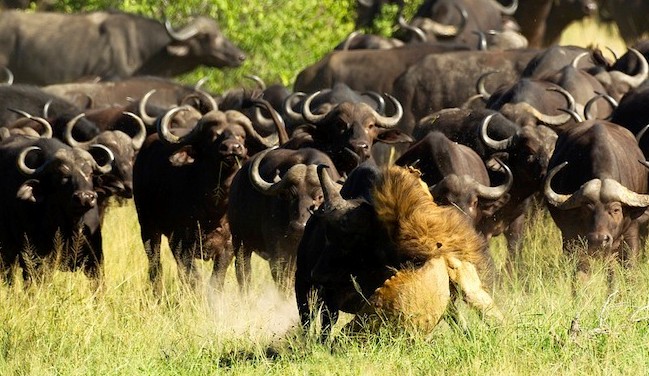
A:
1;1;649;336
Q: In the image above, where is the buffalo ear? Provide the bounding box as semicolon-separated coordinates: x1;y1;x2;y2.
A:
627;206;649;220
16;179;42;203
167;44;190;57
169;145;196;166
375;129;414;144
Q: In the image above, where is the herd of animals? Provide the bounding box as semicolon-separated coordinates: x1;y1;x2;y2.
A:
1;0;649;336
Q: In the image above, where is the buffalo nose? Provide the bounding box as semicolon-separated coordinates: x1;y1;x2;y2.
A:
588;233;612;248
74;191;97;208
220;142;243;154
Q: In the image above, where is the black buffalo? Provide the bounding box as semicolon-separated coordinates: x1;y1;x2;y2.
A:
0;136;113;286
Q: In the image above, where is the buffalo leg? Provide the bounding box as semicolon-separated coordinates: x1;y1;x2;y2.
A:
234;243;253;293
141;228;163;294
269;255;296;294
169;236;200;288
209;243;234;290
81;226;105;292
504;213;526;273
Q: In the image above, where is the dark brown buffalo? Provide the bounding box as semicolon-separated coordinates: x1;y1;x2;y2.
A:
0;136;113;286
293;43;470;94
391;49;539;132
228;147;341;292
133;106;277;292
283;91;412;175
544;120;649;277
0;10;245;85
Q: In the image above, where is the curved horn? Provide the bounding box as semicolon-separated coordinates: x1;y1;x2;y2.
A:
157;106;200;144
397;14;427;42
63;113;93;148
342;30;362;50
43;99;52;118
16;146;44;175
244;74;266;90
371;94;403;128
362;91;386;113
414;4;467;37
605;178;649;207
194;76;209;91
283;92;306;122
557;108;584;123
89;144;114;174
7;108;53;138
480;113;512;150
253;98;290;145
609;48;649;88
302;91;328;124
583;92;618;121
571;52;590;69
165;19;200;41
248;147;309;195
138;89;158;126
606;46;618;61
180;88;218;113
1;67;13;85
473;30;487;51
122;112;147;150
489;0;518;15
515;102;573;126
476;157;513;199
547;86;576;112
476;71;499;100
316;164;347;211
636;123;649;144
544;161;583;209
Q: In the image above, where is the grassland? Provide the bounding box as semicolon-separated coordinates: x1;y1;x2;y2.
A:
2;7;648;376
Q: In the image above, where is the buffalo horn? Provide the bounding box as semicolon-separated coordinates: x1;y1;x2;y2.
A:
157;106;200;144
122;112;147;150
417;4;467;37
16;146;44;175
636;123;649;144
316;164;348;211
63;113;93;148
583;92;618;121
89;144;114;174
245;74;266;90
165;19;200;41
302;91;328;124
476;71;499;100
397;14;427;42
138;89;158;126
1;67;13;85
283;92;306;122
609;48;649;88
480;113;511;150
476;158;513;199
544;161;581;209
489;0;518;15
371;94;403;128
7;108;53;139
